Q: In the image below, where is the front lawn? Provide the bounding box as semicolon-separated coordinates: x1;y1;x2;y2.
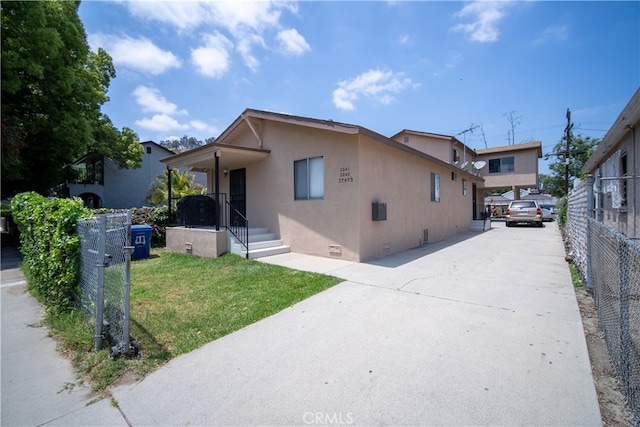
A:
48;250;342;391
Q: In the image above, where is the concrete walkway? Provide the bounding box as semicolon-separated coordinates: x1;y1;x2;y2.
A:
1;221;602;426
1;245;127;426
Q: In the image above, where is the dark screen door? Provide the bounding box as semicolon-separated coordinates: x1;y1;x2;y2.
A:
230;168;246;225
472;183;478;219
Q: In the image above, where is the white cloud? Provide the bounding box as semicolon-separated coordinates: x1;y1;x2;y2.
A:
191;32;234;78
451;1;510;43
531;25;569;46
135;114;189;133
121;1;308;74
88;34;181;75
332;69;414;111
210;1;284;34
133;86;187;116
190;120;220;136
122;2;212;31
276;28;310;56
235;32;265;72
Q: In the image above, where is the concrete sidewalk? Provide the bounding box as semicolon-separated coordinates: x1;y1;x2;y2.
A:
1;221;602;426
110;221;601;426
1;246;127;426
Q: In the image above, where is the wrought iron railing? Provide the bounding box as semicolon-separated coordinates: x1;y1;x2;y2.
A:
225;200;249;259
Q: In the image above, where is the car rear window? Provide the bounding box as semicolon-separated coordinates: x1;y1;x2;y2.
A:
511;201;536;208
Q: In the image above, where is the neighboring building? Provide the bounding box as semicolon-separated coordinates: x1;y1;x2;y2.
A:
60;141;206;209
391;130;543;199
475;141;543;195
162;109;489;262
582;87;640;239
391;130;477;167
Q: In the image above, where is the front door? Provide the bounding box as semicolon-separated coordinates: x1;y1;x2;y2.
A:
229;168;246;226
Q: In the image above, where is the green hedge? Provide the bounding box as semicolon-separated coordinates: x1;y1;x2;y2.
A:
92;206;168;247
11;193;92;313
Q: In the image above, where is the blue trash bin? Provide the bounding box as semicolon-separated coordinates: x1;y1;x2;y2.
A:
131;225;152;260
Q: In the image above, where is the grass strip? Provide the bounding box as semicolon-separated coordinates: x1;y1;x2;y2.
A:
46;250;343;391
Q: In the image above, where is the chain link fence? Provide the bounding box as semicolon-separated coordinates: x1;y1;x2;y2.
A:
587;219;640;422
78;212;137;358
566;178;639;423
566;179;589;287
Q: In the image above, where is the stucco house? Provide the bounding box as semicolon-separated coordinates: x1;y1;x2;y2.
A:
390;130;542;215
582;87;639;239
162;109;492;262
474;141;542;195
59;140;206;209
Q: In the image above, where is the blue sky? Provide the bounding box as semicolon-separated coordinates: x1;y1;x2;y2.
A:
78;1;640;175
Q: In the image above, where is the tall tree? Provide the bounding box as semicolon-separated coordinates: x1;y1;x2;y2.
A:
542;133;599;197
1;0;142;197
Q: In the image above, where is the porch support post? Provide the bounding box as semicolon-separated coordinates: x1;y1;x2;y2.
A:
215;150;221;231
167;167;172;225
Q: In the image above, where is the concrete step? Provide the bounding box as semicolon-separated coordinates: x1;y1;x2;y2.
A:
247;245;291;259
247;227;270;235
248;239;284;250
228;226;290;259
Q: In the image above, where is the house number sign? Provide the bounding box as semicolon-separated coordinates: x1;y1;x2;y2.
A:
338;167;354;183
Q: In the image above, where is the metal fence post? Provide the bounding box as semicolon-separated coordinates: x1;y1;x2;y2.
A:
94;215;107;352
122;210;133;354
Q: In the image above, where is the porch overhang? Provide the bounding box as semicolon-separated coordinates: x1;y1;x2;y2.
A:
161;142;271;172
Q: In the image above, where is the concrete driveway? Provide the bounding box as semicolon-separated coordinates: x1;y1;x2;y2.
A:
111;221;601;426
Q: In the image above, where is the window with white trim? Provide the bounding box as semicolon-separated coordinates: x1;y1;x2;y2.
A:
294;156;324;200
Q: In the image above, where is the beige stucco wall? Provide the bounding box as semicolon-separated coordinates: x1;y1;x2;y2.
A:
476;148;539;189
357;136;476;261
166;227;228;257
242;121;362;261
395;134;452;164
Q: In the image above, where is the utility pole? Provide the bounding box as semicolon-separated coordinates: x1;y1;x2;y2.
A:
564;108;574;195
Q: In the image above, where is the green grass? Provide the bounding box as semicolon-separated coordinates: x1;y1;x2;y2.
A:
45;250;342;392
569;263;584;288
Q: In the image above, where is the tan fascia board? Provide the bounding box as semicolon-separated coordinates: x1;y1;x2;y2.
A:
477;141;543;158
243;109;360;135
160;143;217;169
359;127;483;182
